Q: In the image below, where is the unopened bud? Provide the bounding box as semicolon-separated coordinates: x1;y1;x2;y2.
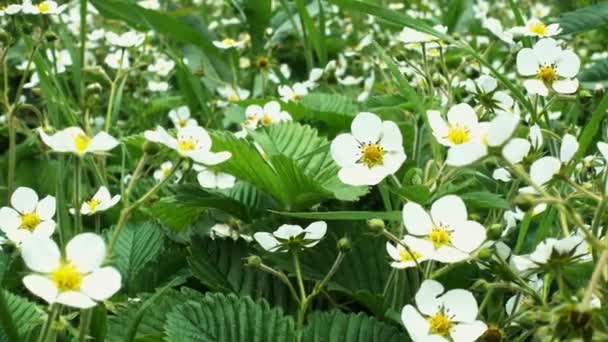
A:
45;31;58;43
244;255;262;268
477;247;493;261
487;223;503;240
367;218;385;233
337;237;352;253
143;141;159;155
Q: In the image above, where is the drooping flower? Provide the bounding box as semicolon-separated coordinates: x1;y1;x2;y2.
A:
0;187;55;244
105;30;145;48
21;234;121;309
464;75;513;110
144;125;231;165
39;127;119;156
401;195;486;263
386;236;433;269
253;221;327;252
511;233;590;273
510;18;561;37
402;280;487;341
330;112;406;186
104;50;130;70
168;106;198;128
516;38;580;96
194;164;236;189
74;187;121;216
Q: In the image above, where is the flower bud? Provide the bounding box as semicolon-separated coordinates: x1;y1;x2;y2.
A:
487;223;503;240
476;247;493;261
367;218;385;234
337;237;352;253
244;255;262;268
143;141;159;155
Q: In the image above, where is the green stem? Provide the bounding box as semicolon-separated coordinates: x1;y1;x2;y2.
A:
7;113;16;200
107;159;182;256
104;49;124;132
0;290;19;342
258;264;301;305
124;153;150;205
292;250;308;326
37;304;60;342
77;309;92;342
582;250;608;310
73;157;83;234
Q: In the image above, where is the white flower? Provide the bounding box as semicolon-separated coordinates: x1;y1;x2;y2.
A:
0;4;22;15
21;234;121;309
278;83;308;102
46;50;72;73
516;38;580;96
396;24;447;44
210;223;252;242
243;101;291;129
22;1;66;15
428;104;519;166
513;233;590;272
402;195;486;263
492;167;512;182
147;57;175;77
510;18;561;37
519;156;561;194
465;75;514;110
104;50;129;70
144;125;231;165
386;236;433;269
137;0;160;10
76;187;120;216
153;161;183;183
560;133;578;163
0;187;55;244
483;18;514;45
253;221;327;252
39;127;119;156
330;112;406;185
147;80;169;92
105;31;145;48
401;280;487;341
217;86;250;105
169;106;197;128
212;37;245;49
337;75;363;86
528;124;543;149
194;164;236;189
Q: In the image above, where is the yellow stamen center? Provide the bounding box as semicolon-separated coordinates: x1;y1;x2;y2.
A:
51;261;83;292
162;167;171;178
447;125;470;145
74;134;92;153
86;198;101;213
20;212;41;231
177;139;196;152
428;312;453;336
359;143;385;168
222;38;236;46
37;1;50;13
399;249;421;262
428;226;451;248
261;115;273;126
537;65;558;83
228;94;239;102
178;119;188;127
529;22;548;36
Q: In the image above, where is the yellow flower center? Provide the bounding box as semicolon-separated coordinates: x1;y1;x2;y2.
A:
37;1;51;13
20;212;41;231
447;125;470;145
359;143;385;168
537;65;558;83
178;118;188;127
428;226;451;248
291;94;303;102
228;94;239;102
428;312;453;336
177;139;196;152
529;22;547;36
162;167;171;178
399;249;421;262
86;198;101;213
51;261;83;292
261;115;273;126
74;134;92;153
222;38;236;46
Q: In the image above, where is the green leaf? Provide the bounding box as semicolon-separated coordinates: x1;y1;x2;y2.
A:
271;210;401;221
110;221;165;293
164;293;297;342
301;310;408;342
0;291;42;342
554;2;608;35
572;94;608;165
242;0;272;54
579;59;608;89
459;191;510;209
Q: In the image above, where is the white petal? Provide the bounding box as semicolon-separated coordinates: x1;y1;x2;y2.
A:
415;279;444;316
401;305;431;341
304;221;327;241
516;48;538;76
93;187;112;202
215;173;236;189
274;225;304;239
433;246;469;263
493;167;512;182
533;38;560;65
552;79;579;94
331;134;361;167
338;164;386;186
560;134;578;163
23;275;58;304
66;233;106;273
55;291;97;309
0;207;20;232
351;112;382;143
197;170;218;189
446;143;487;166
451;221;486;253
598;142;608;162
32;220;55;238
253;232;280;251
36;196;56;220
447;103;478;128
523;79;549;96
379;121;403;151
502;138;531;164
21;236;60;273
451;321;487;342
441;289;478;322
555;50;580;78
530;156;561;185
88;132;119;153
191;151;231;165
11;187;38;213
427;110;449;140
431;195;467;227
81;267;122;301
487;112;519;147
402;202;433;235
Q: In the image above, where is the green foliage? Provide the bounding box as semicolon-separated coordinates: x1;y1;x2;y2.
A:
554;2;608;35
0;291;41;342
